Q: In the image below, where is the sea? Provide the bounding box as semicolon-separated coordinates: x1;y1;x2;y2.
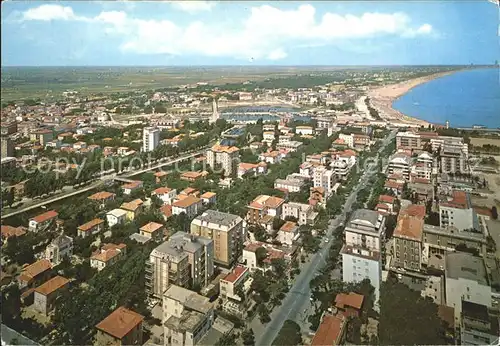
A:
392;68;500;129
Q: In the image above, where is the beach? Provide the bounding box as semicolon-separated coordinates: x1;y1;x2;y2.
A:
368;70;459;126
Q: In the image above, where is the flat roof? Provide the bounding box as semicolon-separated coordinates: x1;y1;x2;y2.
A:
193;210;241;227
445;252;488;285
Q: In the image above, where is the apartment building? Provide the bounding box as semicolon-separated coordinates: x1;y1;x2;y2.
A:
387;152;412;180
392;215;424;271
262;131;275;145
29;210;58;232
237;162;267;179
295;125;314;135
313;166;337;197
172;196;202;218
460;301;499;346
90;243;127;271
445;252;491;322
206;144;239;176
146;232;214;298
45;234;73;266
396;131;422;151
440;143;468;174
246;195;285;224
220;266;251;318
163;285;214;346
95;307;144;346
277;221;299;246
106;208;127;227
274;177;305;193
152;187;178;205
190;210;244;267
439;191;479;231
143;127;160;152
33;276;69;315
282;202;318;226
341;209;385;308
1;137;14;159
338;133;354;148
77;218;105;238
423;224;486;256
411;151;434;182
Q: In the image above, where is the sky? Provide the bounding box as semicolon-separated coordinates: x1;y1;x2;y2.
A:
1;1;499;66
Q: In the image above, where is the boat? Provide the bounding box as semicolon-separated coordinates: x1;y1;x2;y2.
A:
472;124;486;129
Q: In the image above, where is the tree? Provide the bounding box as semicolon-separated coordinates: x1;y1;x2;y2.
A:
258;304;271;324
272;320;302;346
255;247;267;266
492;206;498;220
242;328;255;346
379;279;446;345
1;188;14;207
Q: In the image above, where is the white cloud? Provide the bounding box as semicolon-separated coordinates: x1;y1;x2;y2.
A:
22;4;78;21
20;3;433;61
167;1;216;13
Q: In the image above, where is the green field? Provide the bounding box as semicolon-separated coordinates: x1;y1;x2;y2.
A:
1;65;466;102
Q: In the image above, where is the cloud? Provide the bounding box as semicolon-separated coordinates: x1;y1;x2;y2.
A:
22;4;79;21
167;1;216;13
19;3;433;61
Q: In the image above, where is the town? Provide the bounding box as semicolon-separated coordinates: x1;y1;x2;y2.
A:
1;66;500;346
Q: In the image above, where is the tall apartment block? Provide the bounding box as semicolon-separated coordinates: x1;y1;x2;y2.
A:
206;144;239;176
143;127;160;152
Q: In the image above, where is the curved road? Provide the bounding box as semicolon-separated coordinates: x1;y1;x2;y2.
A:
254;132;395;346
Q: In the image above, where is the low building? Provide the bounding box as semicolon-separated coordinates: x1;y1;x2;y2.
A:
237;162;267;179
180;171;207;182
122;180;143;195
445;252;491;322
200;192;217;205
439;190;479;231
45;234;73;266
163;285;214;346
95;307;144;346
274;177;305;193
243;242;287;272
152;187;177;205
33;276;69;315
87;191;116;209
18;259;52;288
139;222;164;242
220;266;252;318
247;195;285;224
90;243;127;271
77;218;105;238
172;195;202;218
277;221;299;246
335;292;364;318
295;125;314;135
423;224;486;256
282;202;318;226
29;210;58;232
310;313;347;346
1;225;27;241
120;199;144;221
106;209;127;227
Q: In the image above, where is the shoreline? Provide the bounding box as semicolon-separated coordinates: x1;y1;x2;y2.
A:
368;70;461;127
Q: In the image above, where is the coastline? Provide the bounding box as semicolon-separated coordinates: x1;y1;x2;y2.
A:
368;70;460;126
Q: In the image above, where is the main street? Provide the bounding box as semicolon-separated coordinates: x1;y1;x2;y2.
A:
253;132;396;345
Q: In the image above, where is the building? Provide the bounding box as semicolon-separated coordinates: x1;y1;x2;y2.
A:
237;162;267;179
147;232;214;298
1;121;18;136
172;196;202;218
411;151;434;182
29;210;58;232
219;265;252;317
295;125;314;135
33;276;69;315
439;191;479;231
310;314;347;346
152;187;178;205
45;234;73;266
243;242;287;272
396;131;422;151
262;131;275;145
313;166;337;197
247;195;285;224
87;191;116;209
206;144;239;177
1;225;26;241
143;127;160;152
106;208;127;227
335;292;364;318
95;307;144;346
1;137;14;159
423;224;486;257
277;221;299;246
460;301;499;345
282;202;318;226
122;181;143;195
387;152;412;180
190;210;244;267
120;199;144;221
139;222;164;242
339;133;354;148
445;252;491;322
163;285;214;346
200;192;216;205
341;209;385;309
392;215;424;271
30;129;54;146
259;150;283;164
90;243;127;271
18;259;52;288
77;218;105;238
274;177;305;193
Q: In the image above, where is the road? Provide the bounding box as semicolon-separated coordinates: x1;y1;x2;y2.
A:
254;132;396;346
1;150;205;220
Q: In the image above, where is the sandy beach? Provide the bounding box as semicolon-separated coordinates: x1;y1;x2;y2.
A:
368;70;459;126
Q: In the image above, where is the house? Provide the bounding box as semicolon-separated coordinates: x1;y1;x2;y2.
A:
201;191;217;205
172;195;202;218
310;314;347;346
95;307;144;346
309;187;326;208
335;292;364;318
376;195;396;215
1;225;27;242
18;259;52;288
106;209;127;227
220;266;252;318
282;202;318;226
159;205;173;221
90;243;127;271
33;276;69;315
88;191;116;209
162;285;215;346
120;199;144;221
45;234;73;266
154;171;168;184
243;242;287;272
180;171;206;182
247;195;285;223
29;210;58;232
295;125;314;135
237;162;267;179
274;177;305;193
77;218;105;238
139;222;164;242
122;181;143;195
180;187;200;198
152;187;177;205
277;221;299;246
259;150;282;164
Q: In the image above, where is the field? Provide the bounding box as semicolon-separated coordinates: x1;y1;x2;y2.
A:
1;65;459;102
470;137;500;147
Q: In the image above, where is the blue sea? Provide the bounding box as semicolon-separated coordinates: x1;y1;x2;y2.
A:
392;68;500;129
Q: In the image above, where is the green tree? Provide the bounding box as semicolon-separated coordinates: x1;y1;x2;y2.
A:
242;328;255;346
272;320;302;346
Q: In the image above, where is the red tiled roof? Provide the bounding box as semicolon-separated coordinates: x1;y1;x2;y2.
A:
394;215;424;241
399;204;426;219
140;222;163;233
159;205;172;218
222;265;248;283
34;276;69;296
78;218;104;232
311;314;346;346
96;307;144;339
335;292;364;310
280;221;297;233
31;210;58;223
474;207;492;218
152;187;172;195
379;195;395;204
21;259;52;280
1;225;27;239
88;191;116;201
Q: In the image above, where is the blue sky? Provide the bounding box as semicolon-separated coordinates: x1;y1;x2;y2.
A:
1;1;498;66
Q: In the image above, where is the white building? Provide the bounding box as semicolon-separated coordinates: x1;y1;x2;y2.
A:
439;191;479;231
106;208;127;227
262;131;275;145
341;209;386;310
45;234;73;266
387;152;412;180
295;126;314;135
143;127;160;152
152;187;178;205
277;221;299;246
313;166;337;197
445;252;491;323
282;202;318;226
274;178;305;193
163;285;214;346
206;145;239;177
338;133;354;148
172;196;202;218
